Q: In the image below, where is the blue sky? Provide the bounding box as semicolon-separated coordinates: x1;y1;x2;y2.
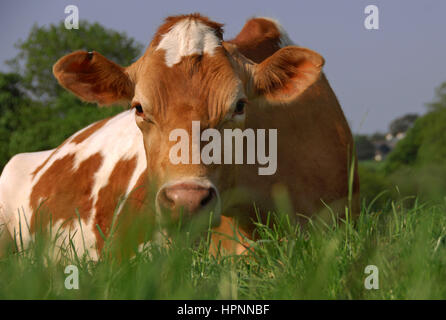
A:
1;0;445;134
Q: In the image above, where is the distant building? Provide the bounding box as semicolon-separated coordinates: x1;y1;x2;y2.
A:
359;113;418;162
372;133;404;161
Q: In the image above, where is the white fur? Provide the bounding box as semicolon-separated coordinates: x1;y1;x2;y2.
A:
0;150;52;249
156;18;221;67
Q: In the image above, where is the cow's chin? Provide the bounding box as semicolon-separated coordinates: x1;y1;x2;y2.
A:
154;178;222;233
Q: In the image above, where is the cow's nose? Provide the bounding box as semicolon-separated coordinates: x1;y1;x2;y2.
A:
159;183;217;215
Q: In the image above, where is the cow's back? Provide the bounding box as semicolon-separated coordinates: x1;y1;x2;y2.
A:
239;74;359;219
230;17;360;231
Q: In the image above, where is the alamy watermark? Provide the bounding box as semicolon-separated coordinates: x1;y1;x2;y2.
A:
364;5;379;30
64;5;79;30
169;121;277;175
64;4;380;31
64;265;79;290
364;265;379;290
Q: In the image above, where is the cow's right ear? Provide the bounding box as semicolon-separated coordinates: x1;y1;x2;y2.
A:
53;50;134;106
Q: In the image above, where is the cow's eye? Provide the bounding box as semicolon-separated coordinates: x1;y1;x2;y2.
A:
134;104;144;116
234;99;246;115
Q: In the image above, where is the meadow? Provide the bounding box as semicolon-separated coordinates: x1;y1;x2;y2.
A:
1;186;446;300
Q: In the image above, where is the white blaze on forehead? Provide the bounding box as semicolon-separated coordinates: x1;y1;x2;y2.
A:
156;18;221;67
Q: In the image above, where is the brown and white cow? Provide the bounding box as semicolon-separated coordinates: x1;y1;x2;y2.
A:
0;14;359;259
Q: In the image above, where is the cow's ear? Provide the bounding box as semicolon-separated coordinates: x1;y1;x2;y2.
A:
53;51;134;105
252;46;324;105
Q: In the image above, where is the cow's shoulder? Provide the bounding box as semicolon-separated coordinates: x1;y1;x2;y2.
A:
230;17;294;63
1;150;52;182
0;150;52;202
31;109;144;180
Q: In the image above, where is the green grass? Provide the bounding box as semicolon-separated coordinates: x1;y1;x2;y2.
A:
1;193;446;299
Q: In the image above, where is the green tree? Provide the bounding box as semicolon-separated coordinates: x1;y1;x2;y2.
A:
385;82;446;173
389;113;418;136
7;20;143;100
0;72;31;168
426;82;446;111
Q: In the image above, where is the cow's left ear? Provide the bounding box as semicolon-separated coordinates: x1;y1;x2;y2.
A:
252;46;324;105
53;50;134;105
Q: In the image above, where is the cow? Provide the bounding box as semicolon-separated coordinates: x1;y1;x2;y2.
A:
0;14;359;259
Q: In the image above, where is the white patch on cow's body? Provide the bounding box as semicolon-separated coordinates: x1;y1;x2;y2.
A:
257;17;295;48
156;18;221;67
82;110;146;246
0;150;52;248
0;109;148;259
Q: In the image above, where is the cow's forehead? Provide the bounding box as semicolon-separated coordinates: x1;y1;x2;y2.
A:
132;14;243;122
150;14;224;65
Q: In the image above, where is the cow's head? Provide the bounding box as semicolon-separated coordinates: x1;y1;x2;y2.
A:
52;14;324;225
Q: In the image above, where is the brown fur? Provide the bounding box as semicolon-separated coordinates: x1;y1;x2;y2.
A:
30;153;103;232
71;117;111;144
253;47;324;104
125;169;149;212
31;139;69;178
94;156;137;251
32;117;110;179
230;18;282;63
53;51;134;105
228;18;359;237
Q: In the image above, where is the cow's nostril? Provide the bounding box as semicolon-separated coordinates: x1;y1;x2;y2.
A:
200;188;215;207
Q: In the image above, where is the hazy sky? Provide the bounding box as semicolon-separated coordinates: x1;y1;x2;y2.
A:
1;0;445;134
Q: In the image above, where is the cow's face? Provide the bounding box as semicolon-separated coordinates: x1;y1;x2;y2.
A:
131;46;244;223
53;14;324;224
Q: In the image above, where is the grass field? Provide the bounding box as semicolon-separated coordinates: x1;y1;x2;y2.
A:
1;190;446;300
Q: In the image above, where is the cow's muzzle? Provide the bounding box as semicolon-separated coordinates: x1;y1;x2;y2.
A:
156;179;221;226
